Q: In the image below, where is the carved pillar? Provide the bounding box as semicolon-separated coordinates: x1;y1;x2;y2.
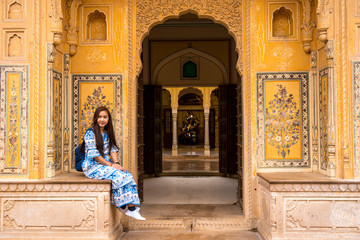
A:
326;40;336;178
316;0;332;42
204;108;210;156
311;51;319;172
46;43;56;178
200;87;216;156
66;0;82;56
172;109;178;156
50;0;63;45
63;54;70;172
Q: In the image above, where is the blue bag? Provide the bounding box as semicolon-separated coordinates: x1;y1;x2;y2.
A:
75;128;93;172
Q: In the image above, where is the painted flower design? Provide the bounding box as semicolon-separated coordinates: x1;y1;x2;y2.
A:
265;85;300;159
80;86;113;137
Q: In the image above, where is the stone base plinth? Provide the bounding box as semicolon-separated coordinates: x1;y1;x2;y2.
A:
0;173;122;240
258;172;360;240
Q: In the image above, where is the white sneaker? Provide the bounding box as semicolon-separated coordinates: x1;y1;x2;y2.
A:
125;209;146;220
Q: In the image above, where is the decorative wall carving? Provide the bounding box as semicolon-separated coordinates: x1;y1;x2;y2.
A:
272;7;293;37
356;0;360;17
8;34;22;57
86;47;107;70
66;0;82;55
0;183;111;192
316;0;332;41
286;198;360;232
267;1;299;42
50;0;63;45
87;10;107;41
300;0;315;53
0;65;28;175
257;72;309;168
72;74;122;169
2;198;96;231
135;0;243;76
8;1;23;19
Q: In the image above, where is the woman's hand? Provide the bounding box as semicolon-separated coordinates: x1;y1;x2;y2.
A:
112;163;126;172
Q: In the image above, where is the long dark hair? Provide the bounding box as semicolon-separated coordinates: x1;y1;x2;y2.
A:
91;106;118;157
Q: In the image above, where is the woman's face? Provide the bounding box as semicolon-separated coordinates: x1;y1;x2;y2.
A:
97;110;109;129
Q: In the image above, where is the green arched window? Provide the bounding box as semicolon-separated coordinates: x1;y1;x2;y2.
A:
183;61;197;78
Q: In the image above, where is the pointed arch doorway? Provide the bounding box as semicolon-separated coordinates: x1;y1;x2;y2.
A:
137;12;243;210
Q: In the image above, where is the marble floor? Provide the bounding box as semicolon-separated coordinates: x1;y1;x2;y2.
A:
163;147;220;173
143;176;238;204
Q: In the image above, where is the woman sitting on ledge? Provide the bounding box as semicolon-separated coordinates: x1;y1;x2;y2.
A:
82;106;145;221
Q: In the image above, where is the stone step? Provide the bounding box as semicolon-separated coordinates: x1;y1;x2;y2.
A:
119;230;262;240
125;204;250;232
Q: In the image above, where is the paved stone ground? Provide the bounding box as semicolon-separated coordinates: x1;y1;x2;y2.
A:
119;230;262;240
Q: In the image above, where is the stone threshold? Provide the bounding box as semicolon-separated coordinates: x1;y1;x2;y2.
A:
126;203;249;231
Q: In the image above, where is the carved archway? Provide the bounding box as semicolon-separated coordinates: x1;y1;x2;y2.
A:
133;0;253;226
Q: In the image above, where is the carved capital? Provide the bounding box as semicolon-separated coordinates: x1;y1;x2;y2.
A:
316;0;332;42
301;0;315;53
50;0;63;45
66;0;82;56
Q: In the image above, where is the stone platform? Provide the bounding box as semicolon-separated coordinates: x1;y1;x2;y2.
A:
0;173;122;240
257;172;360;240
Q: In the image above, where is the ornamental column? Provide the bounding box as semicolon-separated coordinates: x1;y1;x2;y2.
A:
172;108;178;156
199;87;216;156
204;108;210;156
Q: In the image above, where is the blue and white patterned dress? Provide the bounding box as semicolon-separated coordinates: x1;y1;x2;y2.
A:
82;130;140;207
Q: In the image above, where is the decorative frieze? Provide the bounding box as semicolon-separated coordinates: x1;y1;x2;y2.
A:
0;182;111;192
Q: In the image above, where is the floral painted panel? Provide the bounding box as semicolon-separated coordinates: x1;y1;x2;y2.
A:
354;62;360;173
6;73;21;168
319;68;329;170
53;71;62;171
72;74;122;170
257;72;309;168
0;65;28;175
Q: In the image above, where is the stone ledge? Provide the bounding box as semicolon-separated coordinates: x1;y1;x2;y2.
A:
0;173;112;192
258;172;360;192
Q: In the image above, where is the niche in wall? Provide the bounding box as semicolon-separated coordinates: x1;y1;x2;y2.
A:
272;7;293;37
7;1;23;19
87;10;107;41
5;30;25;59
81;4;113;45
267;1;299;41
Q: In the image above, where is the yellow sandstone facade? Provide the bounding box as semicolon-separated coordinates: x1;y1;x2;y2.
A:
1;0;360;239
